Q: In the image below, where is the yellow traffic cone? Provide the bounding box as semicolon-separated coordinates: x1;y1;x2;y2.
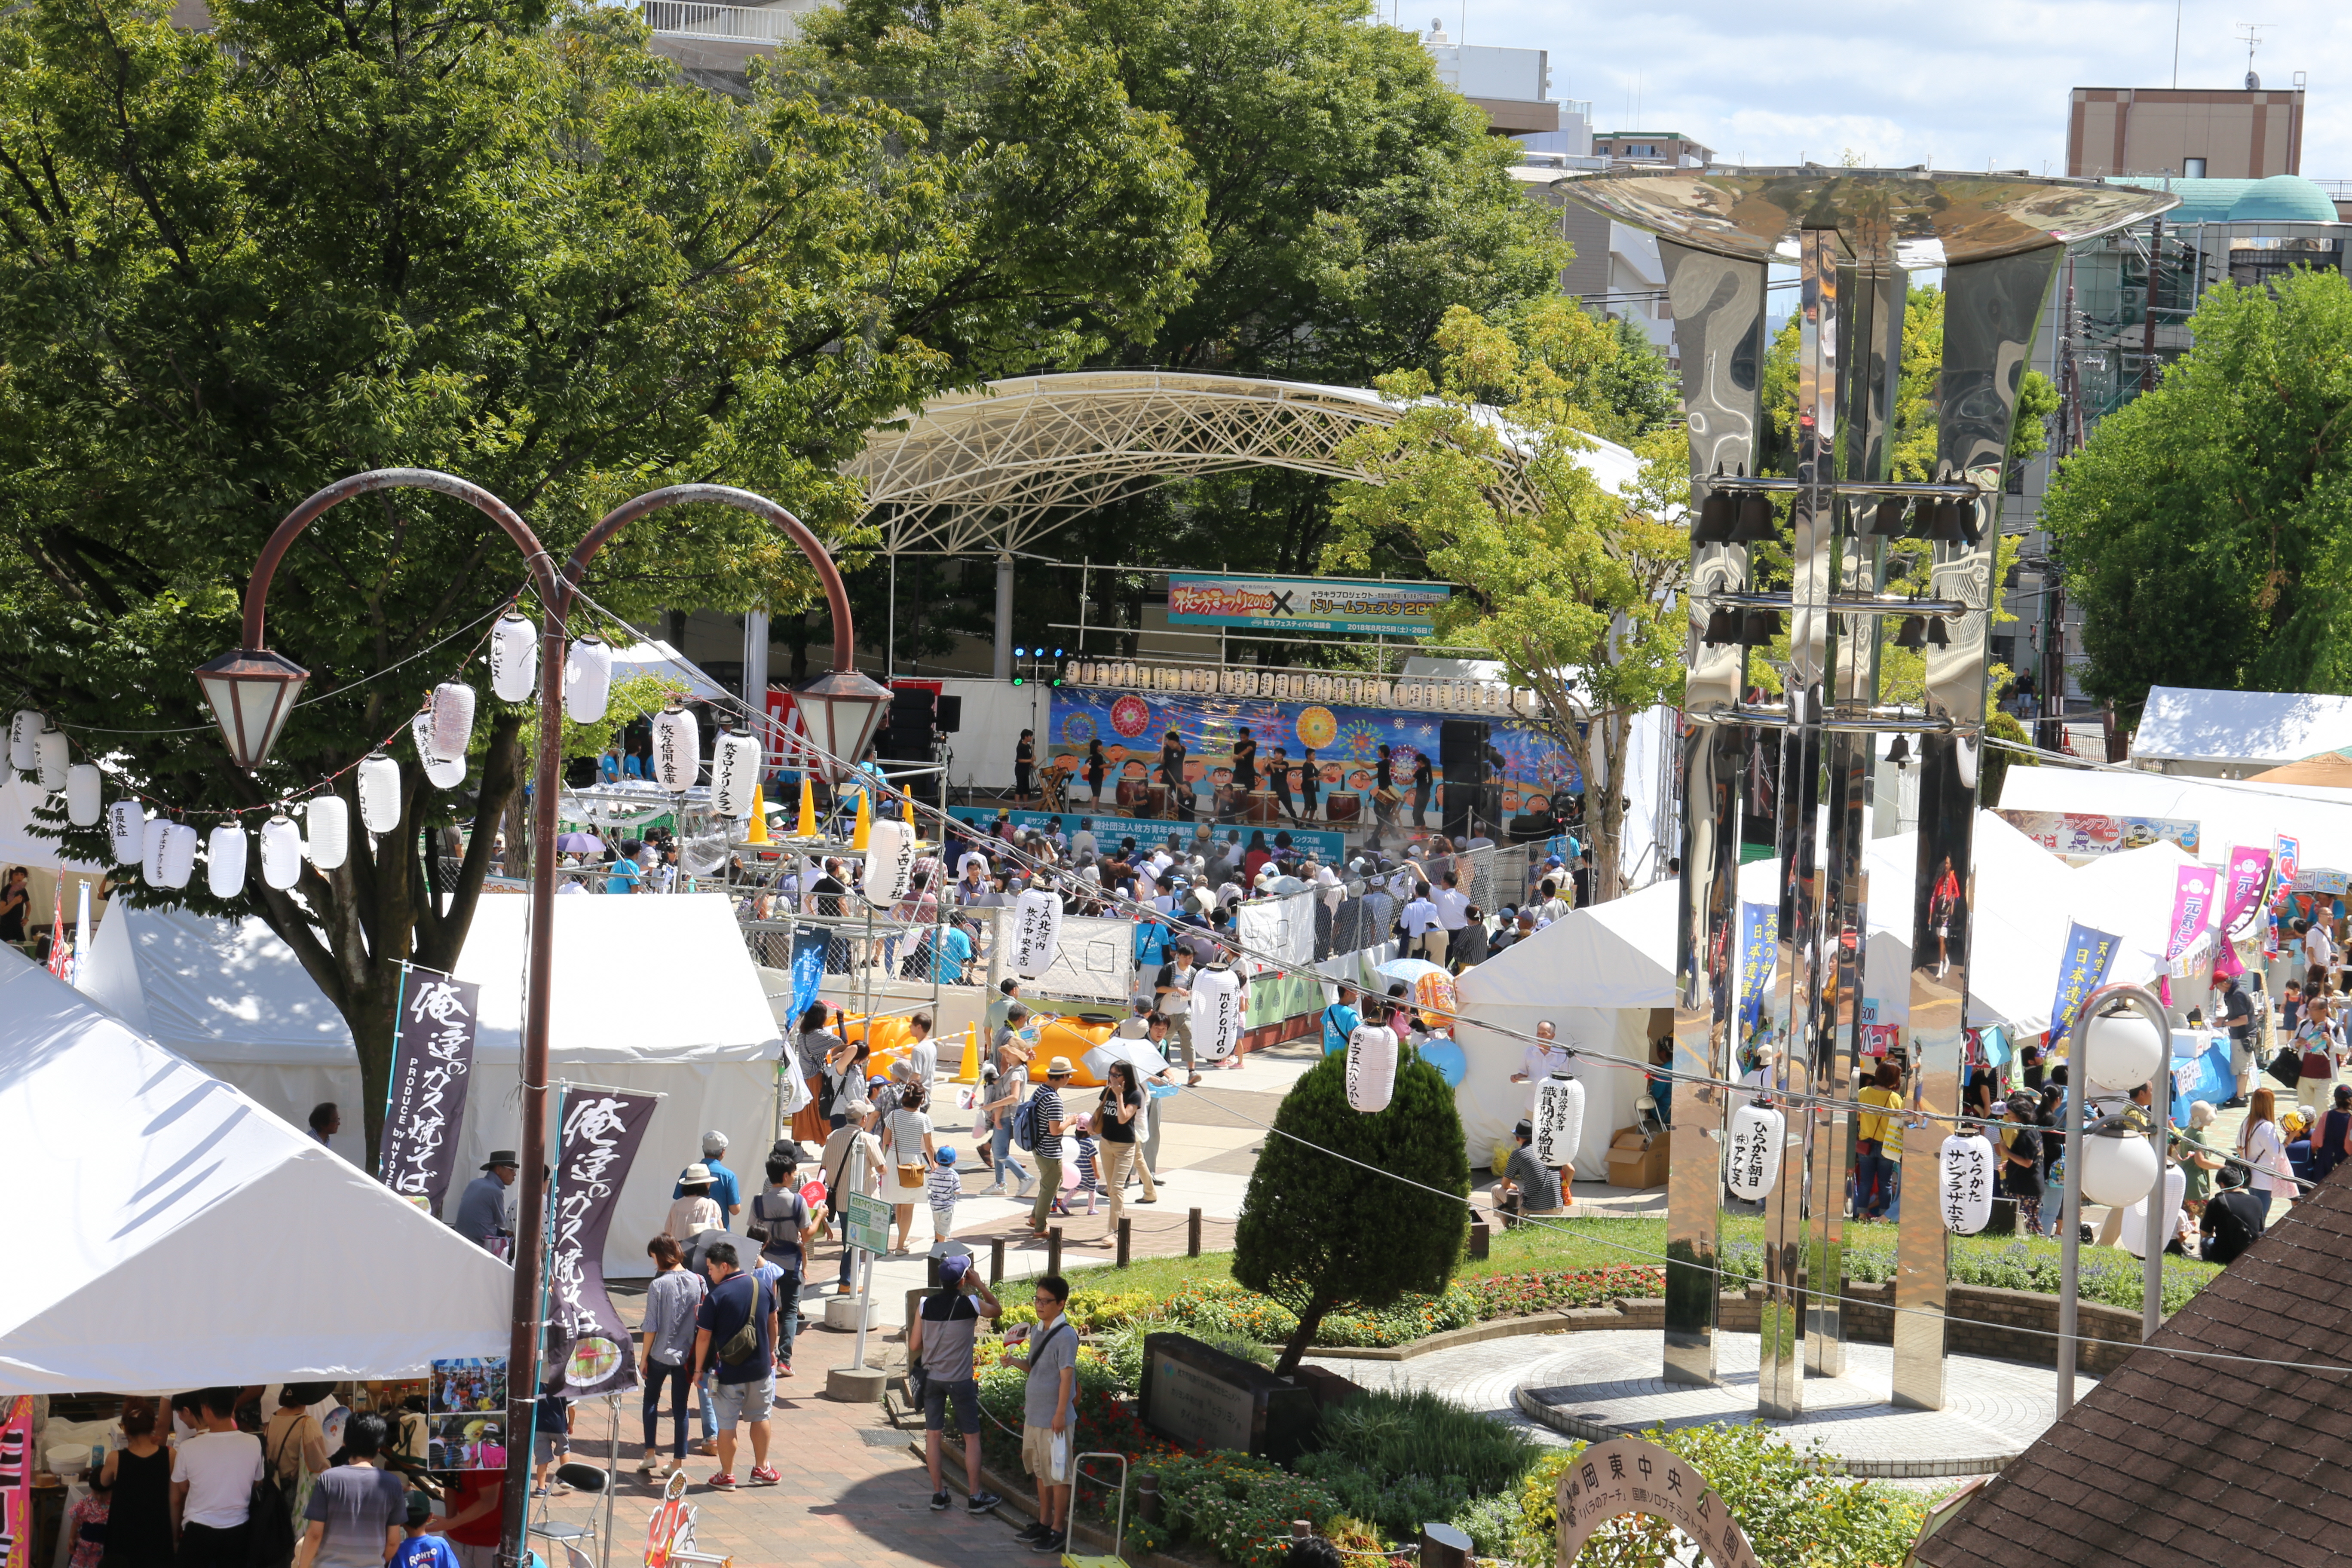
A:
746;783;770;845
795;777;816;839
853;784;871;851
957;1024;980;1084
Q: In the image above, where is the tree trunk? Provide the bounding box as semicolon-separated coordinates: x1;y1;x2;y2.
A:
1583;706;1633;906
1272;1292;1335;1378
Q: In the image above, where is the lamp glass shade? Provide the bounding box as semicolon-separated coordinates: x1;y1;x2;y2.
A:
797;670;892;782
2081;1008;2167;1093
1345;1025;1399;1113
193;648;309;769
2080;1130;2161;1209
489;613;539;703
206;824;248;899
65;763;102;827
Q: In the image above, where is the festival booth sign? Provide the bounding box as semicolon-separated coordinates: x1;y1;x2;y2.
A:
1554;1436;1761;1568
0;947;508;1394
77;895;785;1278
378;965;482;1214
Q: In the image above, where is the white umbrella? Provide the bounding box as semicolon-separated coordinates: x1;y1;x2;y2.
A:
1083;1037;1173;1081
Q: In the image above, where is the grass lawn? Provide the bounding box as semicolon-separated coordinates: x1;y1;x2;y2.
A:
1013;1211;2222;1319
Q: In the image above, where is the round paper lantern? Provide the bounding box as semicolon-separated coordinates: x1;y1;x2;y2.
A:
259;815;304;890
34;728;68;791
490;612;539;702
564;637;612;722
357;753;402;833
1010;886;1063;977
65;764;103;827
305;794;350;870
108;801;146;865
1417;1036;1467;1087
411;712;467;790
2081;1007;2167;1093
1190;964;1245;1062
424;682;475;764
1532;1074;1587;1170
139;819;172;888
1725;1105;1785;1200
713;731;761;819
206;824;248;899
2117;1164;2188;1260
7;710;40;771
2080;1131;2162;1209
1939;1133;1997;1235
155;824;199;889
862;818;916;906
651;706;700;792
1344;1024;1398;1112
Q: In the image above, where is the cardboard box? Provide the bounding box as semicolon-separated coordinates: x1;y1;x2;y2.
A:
1605;1126;1669;1189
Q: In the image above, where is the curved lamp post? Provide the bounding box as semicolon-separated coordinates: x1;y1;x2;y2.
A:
196;471;889;1568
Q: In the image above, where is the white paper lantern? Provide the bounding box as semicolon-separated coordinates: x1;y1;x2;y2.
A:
7;710;39;771
140;819;173;888
1191;964;1245;1063
713;732;762;819
108;801;146;865
411;712;467;789
1938;1133;1997;1235
65;764;102;827
2081;1008;2167;1093
305;794;350;870
1725;1105;1785;1200
425;683;476;764
1345;1024;1398;1113
861;818;916;905
357;753;403;833
207;824;248;899
156;824;199;889
1010;886;1063;977
564;637;612;722
2080;1131;2162;1209
651;706;701;792
34;728;68;792
259;815;304;889
490;612;539;703
2118;1164;2189;1260
1532;1074;1588;1170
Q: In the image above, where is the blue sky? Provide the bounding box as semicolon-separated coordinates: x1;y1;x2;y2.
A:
1412;0;2351;181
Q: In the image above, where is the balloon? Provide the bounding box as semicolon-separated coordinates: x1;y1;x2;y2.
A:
1417;1037;1467;1088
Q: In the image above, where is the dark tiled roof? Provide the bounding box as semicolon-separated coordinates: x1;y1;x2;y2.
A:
1913;1165;2352;1566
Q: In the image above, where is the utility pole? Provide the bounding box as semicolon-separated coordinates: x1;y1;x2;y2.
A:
2140;217;2164;396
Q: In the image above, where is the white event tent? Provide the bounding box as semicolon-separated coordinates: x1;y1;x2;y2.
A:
0;774;107;933
1453;811;2173;1175
2000;763;2352;877
2128;686;2352;777
0;946;508;1395
80;894;787;1276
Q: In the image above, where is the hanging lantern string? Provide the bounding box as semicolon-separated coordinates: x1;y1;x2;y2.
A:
557;589;2257;1147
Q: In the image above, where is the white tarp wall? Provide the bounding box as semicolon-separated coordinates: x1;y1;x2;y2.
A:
2128;685;2352;775
987;907;1136;1006
1999;764;2352;879
79;895;786;1277
1234;890;1316;975
1;947;508;1395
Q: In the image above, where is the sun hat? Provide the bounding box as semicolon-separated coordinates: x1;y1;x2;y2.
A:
1046;1056;1076;1078
679;1162;713;1185
481;1151;519;1170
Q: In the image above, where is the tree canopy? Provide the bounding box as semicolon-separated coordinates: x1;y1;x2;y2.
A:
2043;268;2352;720
0;0;1206;1158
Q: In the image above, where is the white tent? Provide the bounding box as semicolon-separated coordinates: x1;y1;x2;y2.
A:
612;638;733;703
0;775;107;937
0;946;508;1395
80;894;788;1276
2128;685;2352;777
1999;764;2352;878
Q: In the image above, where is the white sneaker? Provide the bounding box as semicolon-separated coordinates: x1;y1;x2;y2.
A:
979;1183;1005;1196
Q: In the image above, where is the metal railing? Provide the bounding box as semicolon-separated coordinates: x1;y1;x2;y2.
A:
640;0;802;43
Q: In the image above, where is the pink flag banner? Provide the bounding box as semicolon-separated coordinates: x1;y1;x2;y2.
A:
2274;835;2302;906
2220;845;2273;931
2164;865;2219;980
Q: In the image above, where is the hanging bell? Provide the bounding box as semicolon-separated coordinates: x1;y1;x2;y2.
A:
1728;493;1778;545
1923;496;1974;546
1701;607;1741;647
1739;609;1782;645
1693;487;1736;545
1886;734;1913;769
1893;616;1929;652
1926;615;1951;649
1866;496;1909;537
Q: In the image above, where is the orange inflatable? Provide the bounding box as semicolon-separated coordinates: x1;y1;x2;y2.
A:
1027;1015;1114;1088
1413;971;1458;1029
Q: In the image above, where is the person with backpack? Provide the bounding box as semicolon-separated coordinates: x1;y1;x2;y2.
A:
290;1414;404;1568
689;1242;778;1491
819;1100;883;1296
747;1157;814;1375
1023;1058;1077;1238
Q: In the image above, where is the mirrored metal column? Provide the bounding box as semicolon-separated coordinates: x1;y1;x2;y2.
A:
1757;228;1842;1420
1659;239;1768;1387
1890;245;2064;1411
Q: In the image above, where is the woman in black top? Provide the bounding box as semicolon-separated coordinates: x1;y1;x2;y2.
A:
1084;740;1107;804
1296;747;1320;820
98;1398;172;1568
1373;746;1397;828
1158;731;1189;820
1094;1062;1144;1227
1411;756;1434;829
0;867;27;945
1014;730;1035;803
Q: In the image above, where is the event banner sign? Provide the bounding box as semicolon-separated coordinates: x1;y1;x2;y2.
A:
1045;689;1579;818
2220;844;2273;930
949;804;1346;864
2048;922;2120;1046
1164;572;1450;637
380;965;481;1216
1735;901;1778;1033
550;1087;658;1398
1993;809;2201;858
2164;865;2219;976
2275;835;2302;906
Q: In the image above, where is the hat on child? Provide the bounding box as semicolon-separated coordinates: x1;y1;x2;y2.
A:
937;1147;958;1166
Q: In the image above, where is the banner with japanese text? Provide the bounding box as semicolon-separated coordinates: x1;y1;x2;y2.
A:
2164;864;2219;977
1735;902;1778;1035
550;1087;658;1398
379;965;481;1215
2047;922;2120;1047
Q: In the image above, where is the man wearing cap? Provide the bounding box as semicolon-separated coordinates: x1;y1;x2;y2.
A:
1493;1121;1562;1229
674;1132;741;1228
452;1152;518;1250
1027;1060;1076;1237
1154;944;1203;1085
907;1256;1003;1514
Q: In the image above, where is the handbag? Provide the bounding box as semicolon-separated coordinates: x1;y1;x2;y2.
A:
884;1113;926;1189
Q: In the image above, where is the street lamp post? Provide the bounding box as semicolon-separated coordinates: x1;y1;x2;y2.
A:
198;472;888;1568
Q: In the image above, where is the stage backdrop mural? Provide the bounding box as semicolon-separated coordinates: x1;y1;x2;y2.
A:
1045;690;1580;824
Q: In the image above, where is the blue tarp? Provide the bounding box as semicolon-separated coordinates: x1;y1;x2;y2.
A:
2169;1031;2235;1124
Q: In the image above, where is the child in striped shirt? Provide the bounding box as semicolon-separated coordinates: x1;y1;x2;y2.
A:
927;1147;963;1241
1070;1115;1102;1216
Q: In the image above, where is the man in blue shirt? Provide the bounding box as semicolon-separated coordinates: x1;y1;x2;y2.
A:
673;1133;741;1228
452;1152;518;1249
930;918;976;984
1321;985;1362;1056
691;1243;776;1490
605;839;645;896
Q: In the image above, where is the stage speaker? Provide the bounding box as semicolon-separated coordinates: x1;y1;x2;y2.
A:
879;687;937;769
935;694;962;732
1438;719;1490;768
1440;720;1495;839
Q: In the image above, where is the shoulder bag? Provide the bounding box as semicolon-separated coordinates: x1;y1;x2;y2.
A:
716;1277;766;1367
885;1113;927;1190
245;1430;298;1568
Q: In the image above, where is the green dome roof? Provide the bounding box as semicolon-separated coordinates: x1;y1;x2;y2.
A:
2106;174;2340;224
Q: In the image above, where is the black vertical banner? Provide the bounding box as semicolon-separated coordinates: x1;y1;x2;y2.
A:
550;1088;657;1397
379;965;481;1215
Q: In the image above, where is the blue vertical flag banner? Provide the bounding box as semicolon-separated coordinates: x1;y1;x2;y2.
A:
789;928;828;1021
1736;902;1778;1033
379;964;480;1216
2047;922;2120;1047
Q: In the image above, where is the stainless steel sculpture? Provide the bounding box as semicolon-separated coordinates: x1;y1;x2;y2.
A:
1562;167;2177;1414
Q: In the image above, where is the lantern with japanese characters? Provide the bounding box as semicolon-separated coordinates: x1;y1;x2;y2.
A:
260;815;304;889
1725;1105;1785;1201
862;818;916;906
490;612;538;702
305;794;350;870
34;728;68;792
145;822;198;890
357;753;402;833
1344;1023;1398;1112
7;710;39;771
1938;1132;1996;1235
651;705;700;792
713;731;761;819
1532;1074;1587;1170
427;683;475;764
1010;887;1063;977
108;801;146;865
412;712;466;789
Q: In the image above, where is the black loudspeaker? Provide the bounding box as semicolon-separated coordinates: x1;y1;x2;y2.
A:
935;694;962;733
1438;720;1490;767
879;688;936;766
1439;720;1494;840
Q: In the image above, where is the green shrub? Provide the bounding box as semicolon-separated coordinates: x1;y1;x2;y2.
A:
1101;1320;1274;1396
1447;1488;1522;1558
1311;1387;1539;1501
1121;1452;1342;1568
1292;1453;1468;1542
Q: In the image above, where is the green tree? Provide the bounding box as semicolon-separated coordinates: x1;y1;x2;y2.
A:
1323;300;1690;902
0;0;1203;1162
1233;1047;1470;1376
2044;269;2352;720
